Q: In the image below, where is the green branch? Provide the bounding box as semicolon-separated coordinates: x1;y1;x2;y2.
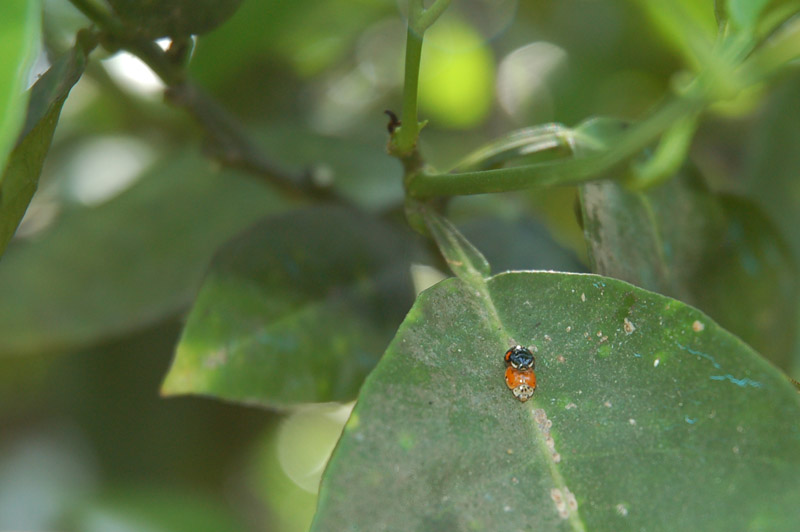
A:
390;28;424;160
67;0;331;199
389;0;452;164
407;91;707;198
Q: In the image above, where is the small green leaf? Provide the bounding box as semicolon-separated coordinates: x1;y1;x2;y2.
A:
422;207;490;284
0;149;283;356
450;123;574;172
312;272;800;531
161;206;422;407
106;0;244;38
579;173;798;370
0;39;87;257
0;0;40;174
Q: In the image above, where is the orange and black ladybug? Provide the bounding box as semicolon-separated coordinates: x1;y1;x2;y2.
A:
504;345;536;402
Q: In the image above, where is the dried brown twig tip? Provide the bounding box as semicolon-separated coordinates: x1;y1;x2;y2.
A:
384;110;401;134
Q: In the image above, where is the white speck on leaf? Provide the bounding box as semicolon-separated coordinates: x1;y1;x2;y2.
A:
654;358;660;368
623;318;636;335
581;293;586;302
565;488;578;511
616;503;629;516
629;418;636;425
551;488;568;518
692;320;705;332
203;348;228;368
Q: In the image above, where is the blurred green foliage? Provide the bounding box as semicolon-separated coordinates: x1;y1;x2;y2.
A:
1;0;799;530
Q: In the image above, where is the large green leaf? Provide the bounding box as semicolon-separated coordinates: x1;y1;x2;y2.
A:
107;0;244;39
579;174;797;371
161;206;423;407
312;271;800;531
742;73;800;379
0;40;87;257
0;149;283;356
0;0;40;174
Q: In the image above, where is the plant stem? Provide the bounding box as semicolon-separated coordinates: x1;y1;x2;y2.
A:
391;28;424;159
416;0;452;33
390;0;452;163
407;91;707;198
66;0;329;198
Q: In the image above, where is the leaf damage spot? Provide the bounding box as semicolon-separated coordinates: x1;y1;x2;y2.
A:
565;402;577;410
685;415;696;424
603;401;612;408
533;408;560;463
557;355;566;363
581;292;586;302
565;326;572;332
551;488;568;518
203;348;228;368
566;487;578;511
654;358;660;367
623;317;636;335
692;320;705;332
550;487;578;519
616;503;629;517
628;418;636;425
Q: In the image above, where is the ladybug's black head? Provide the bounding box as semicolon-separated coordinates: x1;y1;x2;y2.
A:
505;345;535;370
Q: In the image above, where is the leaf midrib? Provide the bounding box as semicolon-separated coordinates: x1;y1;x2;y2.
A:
471;273;588;532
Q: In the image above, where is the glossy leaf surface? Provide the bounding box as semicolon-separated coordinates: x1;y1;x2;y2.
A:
0;42;87;257
0;149;283;355
162;206;422;407
313;272;800;531
580;175;797;370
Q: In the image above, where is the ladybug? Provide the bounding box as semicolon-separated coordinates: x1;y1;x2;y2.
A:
504;346;536;402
